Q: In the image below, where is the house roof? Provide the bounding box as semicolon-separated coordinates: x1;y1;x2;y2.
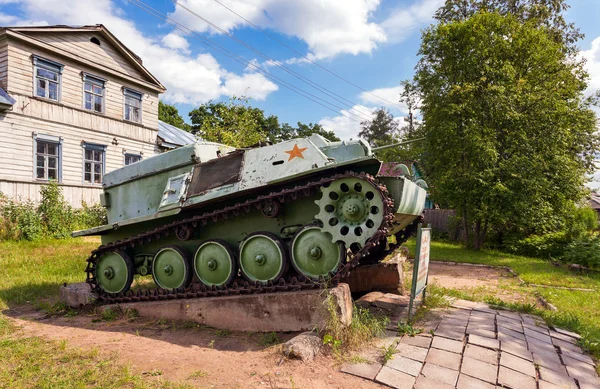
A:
157;120;197;149
590;193;600;210
0;87;15;110
2;24;165;92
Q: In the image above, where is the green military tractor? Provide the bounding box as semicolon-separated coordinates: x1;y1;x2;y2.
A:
74;135;427;303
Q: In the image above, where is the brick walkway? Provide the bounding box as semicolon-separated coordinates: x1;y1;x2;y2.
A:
342;298;600;389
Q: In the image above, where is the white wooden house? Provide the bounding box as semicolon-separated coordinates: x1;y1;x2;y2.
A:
0;25;166;206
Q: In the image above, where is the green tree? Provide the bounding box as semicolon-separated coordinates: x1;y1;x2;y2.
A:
359;108;406;162
189;96;267;148
415;10;598;249
158;101;190;131
295;122;340;142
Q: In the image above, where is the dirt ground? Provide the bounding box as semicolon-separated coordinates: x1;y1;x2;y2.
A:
4;263;530;389
427;262;533;304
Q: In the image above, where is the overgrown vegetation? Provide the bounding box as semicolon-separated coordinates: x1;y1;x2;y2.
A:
322;294;388;358
0;181;106;241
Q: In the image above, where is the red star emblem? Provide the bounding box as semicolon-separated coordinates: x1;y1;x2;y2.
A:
285;144;308;161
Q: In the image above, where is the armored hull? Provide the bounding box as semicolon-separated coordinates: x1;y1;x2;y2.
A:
75;135;427;303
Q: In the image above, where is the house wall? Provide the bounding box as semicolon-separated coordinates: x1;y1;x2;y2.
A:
0;31;163;207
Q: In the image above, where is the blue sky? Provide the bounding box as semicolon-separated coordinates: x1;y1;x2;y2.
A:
1;0;599;141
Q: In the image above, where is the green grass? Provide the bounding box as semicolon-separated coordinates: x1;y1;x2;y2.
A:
406;239;600;367
0;238;191;388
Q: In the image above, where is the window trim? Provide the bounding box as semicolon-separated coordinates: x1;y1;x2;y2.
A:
124;153;142;166
82;72;106;114
123;87;143;123
82;142;107;186
32;132;63;183
32;55;63;102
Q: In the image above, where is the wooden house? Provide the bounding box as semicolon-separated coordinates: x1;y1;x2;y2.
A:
0;25;166;206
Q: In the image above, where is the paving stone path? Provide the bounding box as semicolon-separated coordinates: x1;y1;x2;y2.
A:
342;298;599;389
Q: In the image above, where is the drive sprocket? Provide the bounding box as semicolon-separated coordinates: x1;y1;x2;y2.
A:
315;176;387;248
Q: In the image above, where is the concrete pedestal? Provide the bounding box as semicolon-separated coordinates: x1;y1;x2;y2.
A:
100;283;353;332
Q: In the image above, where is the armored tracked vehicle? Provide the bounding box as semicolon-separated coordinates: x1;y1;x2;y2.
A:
74;135;427;303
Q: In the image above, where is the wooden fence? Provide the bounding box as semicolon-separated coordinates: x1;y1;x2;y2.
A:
423;209;466;241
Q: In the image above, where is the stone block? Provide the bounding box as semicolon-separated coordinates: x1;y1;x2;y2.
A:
464;344;498;365
396;342;429;362
524;327;553;343
102;284;352;332
539;366;577;388
498;366;536;389
59;282;96;308
522;321;550;335
451;299;477;310
341;261;404;294
421;362;459;386
553;327;581;340
500;341;533;361
425;347;462;370
498;327;526;341
282;332;322;362
456;374;496;389
414;374;455;389
460;356;497;384
539;380;576;389
342;361;383;381
400;335;432;349
466;327;496;339
497;321;523;333
386;355;423;376
500;352;536;377
560;346;595;365
468;334;499;350
375;365;415;389
431;336;464;354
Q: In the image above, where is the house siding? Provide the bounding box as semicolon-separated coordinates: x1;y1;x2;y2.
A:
0;27;163;208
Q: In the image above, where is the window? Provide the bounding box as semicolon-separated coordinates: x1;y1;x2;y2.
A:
33;133;62;181
33;56;63;102
125;154;141;165
123;88;142;123
82;143;106;184
82;73;105;113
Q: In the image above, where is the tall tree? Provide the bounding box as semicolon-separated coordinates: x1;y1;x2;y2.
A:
158;101;190;131
359;108;403;162
189;97;267;148
416;10;598;249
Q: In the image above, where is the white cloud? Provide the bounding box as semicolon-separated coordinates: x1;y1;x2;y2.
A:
161;31;190;54
359;84;409;113
0;12;48;26
11;0;278;104
581;36;600;95
381;0;443;44
169;0;386;59
319;105;376;141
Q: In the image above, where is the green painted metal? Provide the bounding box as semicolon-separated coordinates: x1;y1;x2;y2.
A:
290;226;344;278
194;240;235;286
315;177;385;247
152;246;191;290
239;233;286;283
95;252;133;294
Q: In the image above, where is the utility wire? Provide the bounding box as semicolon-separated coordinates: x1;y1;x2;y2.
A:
173;0;374;120
127;0;371;123
211;0;405;109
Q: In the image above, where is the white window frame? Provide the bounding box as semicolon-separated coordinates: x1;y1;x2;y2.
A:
123;87;143;123
32;133;63;182
82;73;106;114
32;55;63;102
82;142;107;185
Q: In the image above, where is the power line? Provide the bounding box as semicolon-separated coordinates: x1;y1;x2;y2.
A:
211;0;405;109
172;0;375;120
127;0;370;123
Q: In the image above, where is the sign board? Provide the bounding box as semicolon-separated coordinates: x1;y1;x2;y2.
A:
408;223;432;321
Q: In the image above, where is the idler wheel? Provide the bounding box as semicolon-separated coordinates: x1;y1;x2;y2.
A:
194;239;236;286
175;224;193;241
290;225;345;279
261;200;281;218
95;251;134;294
238;232;288;283
151;245;193;290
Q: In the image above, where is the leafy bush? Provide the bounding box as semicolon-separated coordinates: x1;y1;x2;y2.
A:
503;231;569;259
0;183;106;241
562;235;600;270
